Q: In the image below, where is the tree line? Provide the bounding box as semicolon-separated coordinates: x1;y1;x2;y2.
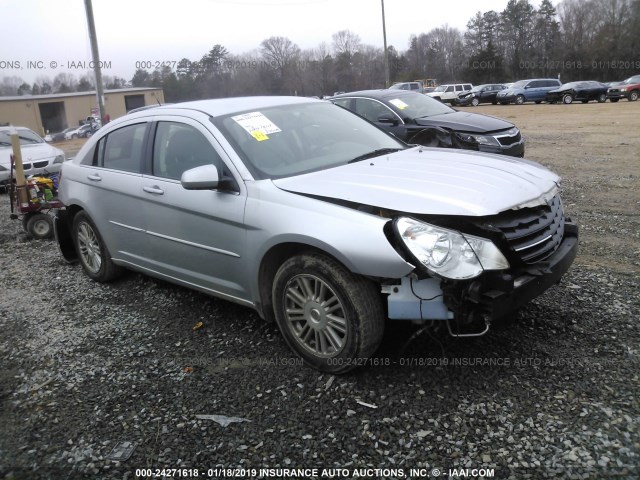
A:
1;0;638;100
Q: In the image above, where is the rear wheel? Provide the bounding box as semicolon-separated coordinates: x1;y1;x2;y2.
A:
629;90;639;101
72;211;122;282
24;213;54;239
515;95;525;105
597;93;607;103
563;94;574;104
272;253;384;373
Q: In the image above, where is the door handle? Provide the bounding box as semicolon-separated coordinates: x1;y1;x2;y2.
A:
143;186;164;195
87;174;101;181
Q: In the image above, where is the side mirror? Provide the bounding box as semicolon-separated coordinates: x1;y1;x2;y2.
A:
377;115;399;126
181;164;220;190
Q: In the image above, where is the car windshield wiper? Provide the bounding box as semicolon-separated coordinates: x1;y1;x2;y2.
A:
348;148;403;163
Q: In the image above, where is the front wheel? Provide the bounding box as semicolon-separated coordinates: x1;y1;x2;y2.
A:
471;97;480;107
515;95;525;105
629;90;639;101
72;211;122;282
597;93;607;103
272;253;384;373
563;94;574;104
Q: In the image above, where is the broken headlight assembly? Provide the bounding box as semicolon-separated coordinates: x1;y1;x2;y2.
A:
394;217;509;280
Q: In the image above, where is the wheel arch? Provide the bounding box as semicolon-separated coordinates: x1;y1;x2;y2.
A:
256;242;373;323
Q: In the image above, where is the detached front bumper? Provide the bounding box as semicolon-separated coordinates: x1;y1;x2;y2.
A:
443;220;579;322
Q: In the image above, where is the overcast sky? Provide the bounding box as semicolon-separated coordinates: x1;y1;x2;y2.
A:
1;0;543;84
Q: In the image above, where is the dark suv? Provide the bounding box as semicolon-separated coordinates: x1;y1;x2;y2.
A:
496;78;562;105
607;75;640;102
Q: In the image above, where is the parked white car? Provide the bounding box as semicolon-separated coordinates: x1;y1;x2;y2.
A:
426;83;473;103
0;126;65;188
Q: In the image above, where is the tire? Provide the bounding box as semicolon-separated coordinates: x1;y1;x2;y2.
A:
515;95;525;105
629;90;639;102
25;213;54;239
471;97;480;107
562;94;574;104
597;93;607;103
272;253;384;374
72;211;122;282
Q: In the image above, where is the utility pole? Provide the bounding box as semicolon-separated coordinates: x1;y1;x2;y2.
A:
381;0;390;88
84;0;106;123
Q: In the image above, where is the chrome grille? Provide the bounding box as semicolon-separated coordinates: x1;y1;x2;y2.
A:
34;161;48;168
486;195;565;264
496;131;522;146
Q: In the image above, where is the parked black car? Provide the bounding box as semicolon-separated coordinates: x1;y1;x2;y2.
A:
455;84;507;106
546;81;609;104
329;90;525;157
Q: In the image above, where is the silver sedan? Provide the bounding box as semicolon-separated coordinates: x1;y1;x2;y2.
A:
55;96;578;373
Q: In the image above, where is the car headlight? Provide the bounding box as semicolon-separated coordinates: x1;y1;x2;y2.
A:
53;154;65;164
471;134;501;146
394;217;509;279
620;87;627;92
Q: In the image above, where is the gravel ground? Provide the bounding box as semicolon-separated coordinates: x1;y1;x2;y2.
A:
1;104;639;480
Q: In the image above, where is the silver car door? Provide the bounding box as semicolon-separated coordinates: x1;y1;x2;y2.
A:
77;121;150;264
141;117;250;303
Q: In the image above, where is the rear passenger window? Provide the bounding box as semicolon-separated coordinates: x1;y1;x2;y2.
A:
153;122;223;180
529;81;542;88
455;85;463;92
95;123;147;172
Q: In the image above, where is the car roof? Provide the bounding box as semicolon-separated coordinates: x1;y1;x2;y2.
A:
125;96;322;119
330;89;416;100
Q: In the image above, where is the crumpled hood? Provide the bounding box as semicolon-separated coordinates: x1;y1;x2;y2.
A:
273;147;559;216
414;111;513;133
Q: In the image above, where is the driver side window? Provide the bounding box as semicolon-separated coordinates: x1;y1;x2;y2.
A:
354;99;393;123
153;122;223;180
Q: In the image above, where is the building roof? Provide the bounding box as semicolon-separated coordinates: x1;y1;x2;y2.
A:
0;87;162;102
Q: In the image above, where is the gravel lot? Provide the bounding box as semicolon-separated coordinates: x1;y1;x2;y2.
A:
1;102;638;480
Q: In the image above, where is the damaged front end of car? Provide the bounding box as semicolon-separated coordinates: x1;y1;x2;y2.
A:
381;191;579;336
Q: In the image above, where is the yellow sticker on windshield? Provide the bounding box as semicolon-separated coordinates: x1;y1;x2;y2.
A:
389;99;409;109
251;130;269;141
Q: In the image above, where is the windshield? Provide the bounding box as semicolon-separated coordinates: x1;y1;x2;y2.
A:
0;128;44;147
432;85;447;92
213;101;406;180
383;92;454;118
624;76;640;84
470;85;484;92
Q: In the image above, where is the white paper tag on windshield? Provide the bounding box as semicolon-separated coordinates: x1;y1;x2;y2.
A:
232;112;281;141
389;99;409;110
